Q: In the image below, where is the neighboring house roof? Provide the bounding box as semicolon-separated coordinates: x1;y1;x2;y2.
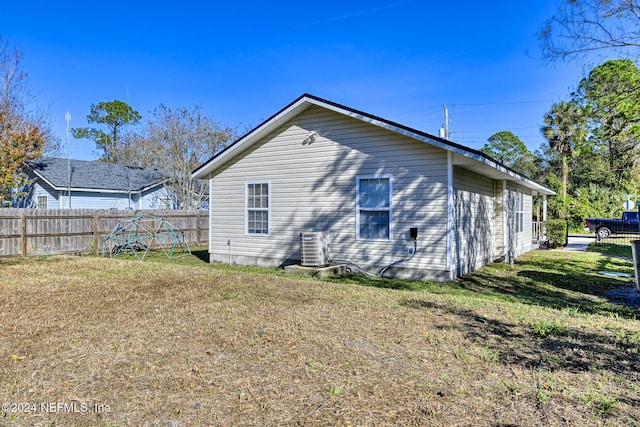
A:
193;94;555;196
28;157;167;193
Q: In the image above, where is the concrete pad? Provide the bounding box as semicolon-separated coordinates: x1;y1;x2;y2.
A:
563;235;593;252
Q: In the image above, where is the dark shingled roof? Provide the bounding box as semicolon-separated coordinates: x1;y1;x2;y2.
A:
28;157;167;192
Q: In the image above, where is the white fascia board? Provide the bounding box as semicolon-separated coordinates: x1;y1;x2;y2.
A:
453;153;555;196
32;170;146;195
299;98;556;196
62;187;142;194
192;95;555;197
452;153;556;196
30;170;58;190
50;182;163;194
139;179;168;193
192;98;311;179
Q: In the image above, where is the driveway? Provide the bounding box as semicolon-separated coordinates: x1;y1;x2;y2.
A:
563;234;593;252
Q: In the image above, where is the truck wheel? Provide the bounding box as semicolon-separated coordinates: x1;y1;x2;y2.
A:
597;227;611;239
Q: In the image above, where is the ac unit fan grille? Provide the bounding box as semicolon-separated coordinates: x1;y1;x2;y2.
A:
300;232;330;267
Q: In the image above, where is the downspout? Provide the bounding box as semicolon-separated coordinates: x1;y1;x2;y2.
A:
209;177;215;263
446;152;454;279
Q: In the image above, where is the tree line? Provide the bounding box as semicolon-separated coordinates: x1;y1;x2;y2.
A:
0;36;239;210
3;1;640;220
481;57;640;230
0;36;59;205
71;100;238;210
479;1;640;231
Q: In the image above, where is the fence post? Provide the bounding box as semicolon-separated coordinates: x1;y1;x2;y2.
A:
92;211;100;255
20;213;27;257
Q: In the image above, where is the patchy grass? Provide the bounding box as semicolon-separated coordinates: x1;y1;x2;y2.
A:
591;243;633;259
589;237;634;259
0;250;638;426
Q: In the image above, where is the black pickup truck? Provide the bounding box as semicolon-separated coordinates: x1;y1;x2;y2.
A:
585;211;640;239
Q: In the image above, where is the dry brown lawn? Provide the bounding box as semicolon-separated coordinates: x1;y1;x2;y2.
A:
0;252;639;426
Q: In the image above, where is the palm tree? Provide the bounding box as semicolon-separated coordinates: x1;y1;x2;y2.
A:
541;101;587;199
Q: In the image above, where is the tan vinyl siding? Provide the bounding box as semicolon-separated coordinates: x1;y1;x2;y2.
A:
209;106;449;276
504;183;533;258
452;166;495;276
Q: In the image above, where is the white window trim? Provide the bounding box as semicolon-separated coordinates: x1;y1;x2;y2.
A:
356;174;393;241
36;195;48;210
515;189;524;234
245;180;271;236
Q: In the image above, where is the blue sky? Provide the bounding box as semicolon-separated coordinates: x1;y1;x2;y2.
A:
3;0;587;160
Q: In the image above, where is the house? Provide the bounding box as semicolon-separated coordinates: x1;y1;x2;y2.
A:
192;94;555;281
15;157;170;210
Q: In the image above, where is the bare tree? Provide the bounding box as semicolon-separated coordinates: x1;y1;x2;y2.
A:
126;104;237;209
539;0;640;63
119;130;162;169
0;36;57;203
0;36;59;156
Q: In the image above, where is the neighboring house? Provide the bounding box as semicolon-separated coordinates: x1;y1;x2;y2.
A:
15;157;170;210
192;94;555;281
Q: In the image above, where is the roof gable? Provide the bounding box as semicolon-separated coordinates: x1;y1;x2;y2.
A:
28;157;167;192
193;94;555;196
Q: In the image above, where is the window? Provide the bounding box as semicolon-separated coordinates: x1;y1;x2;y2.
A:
515;190;524;233
357;175;392;240
36;195;48;210
246;181;270;235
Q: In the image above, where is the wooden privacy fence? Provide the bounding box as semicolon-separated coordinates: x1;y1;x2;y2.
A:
0;209;209;257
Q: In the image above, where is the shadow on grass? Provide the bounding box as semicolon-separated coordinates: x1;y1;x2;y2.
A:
326;252;640;319
516;269;639;314
190;248;209;263
324;274;443;292
109;246;211;266
400;299;640;378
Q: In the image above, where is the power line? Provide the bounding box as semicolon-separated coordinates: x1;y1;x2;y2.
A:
389;99;552;117
451;99;551;107
452;126;540;134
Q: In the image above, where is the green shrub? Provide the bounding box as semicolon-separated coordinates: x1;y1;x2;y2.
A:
545;219;567;248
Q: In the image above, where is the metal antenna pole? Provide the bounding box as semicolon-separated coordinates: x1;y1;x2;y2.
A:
443;104;450;140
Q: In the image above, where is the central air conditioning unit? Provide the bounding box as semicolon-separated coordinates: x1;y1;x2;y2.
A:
300;232;330;267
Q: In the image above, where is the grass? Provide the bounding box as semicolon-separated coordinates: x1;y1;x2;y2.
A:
589;235;635;258
0;249;639;426
585;232;640;259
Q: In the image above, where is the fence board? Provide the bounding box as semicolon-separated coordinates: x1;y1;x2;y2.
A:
0;209;209;257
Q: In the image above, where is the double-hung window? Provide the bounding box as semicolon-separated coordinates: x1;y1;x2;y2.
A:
36;195;48;210
356;175;392;240
246;181;270;235
515;190;524;233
